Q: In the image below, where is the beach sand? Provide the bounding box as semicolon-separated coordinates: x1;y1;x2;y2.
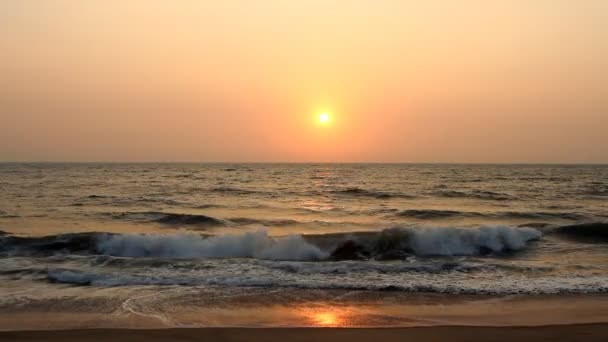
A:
1;324;607;342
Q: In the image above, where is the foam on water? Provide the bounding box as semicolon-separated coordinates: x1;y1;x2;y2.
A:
43;263;608;294
407;225;541;256
97;229;327;261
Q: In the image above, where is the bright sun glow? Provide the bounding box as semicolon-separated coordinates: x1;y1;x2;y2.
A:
314;312;338;326
318;113;330;124
298;306;351;327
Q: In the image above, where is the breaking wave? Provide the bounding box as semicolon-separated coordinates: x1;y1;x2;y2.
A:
97;230;327;261
327;225;541;259
1;225;542;260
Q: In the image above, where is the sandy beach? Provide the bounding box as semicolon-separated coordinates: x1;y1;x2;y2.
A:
2;324;607;342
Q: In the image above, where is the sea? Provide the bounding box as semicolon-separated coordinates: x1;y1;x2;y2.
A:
0;163;607;328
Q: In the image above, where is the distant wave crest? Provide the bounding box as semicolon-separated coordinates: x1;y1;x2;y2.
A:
106;211;309;227
393;209;589;221
108;211;228;226
330;187;414;199
433;190;513;201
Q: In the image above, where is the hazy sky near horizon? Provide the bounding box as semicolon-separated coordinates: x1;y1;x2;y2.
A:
1;1;607;163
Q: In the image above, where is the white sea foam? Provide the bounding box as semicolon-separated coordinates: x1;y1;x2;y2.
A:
96;229;327;261
44;267;608;294
94;225;541;260
406;225;542;256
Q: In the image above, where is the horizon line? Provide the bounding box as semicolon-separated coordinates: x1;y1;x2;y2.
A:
1;161;607;165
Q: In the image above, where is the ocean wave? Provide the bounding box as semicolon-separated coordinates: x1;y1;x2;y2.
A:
330;188;413;199
395;209;466;219
327;226;541;259
550;222;608;243
107;211;227;226
1;225;542;260
73;194;206;208
499;211;588;220
227;217;300;226
0;210;19;218
0;232;98;256
580;184;608;198
86;194;114;199
433;190;513;201
105;211;352;228
96;230;327;261
393;209;589;221
210;186;258;195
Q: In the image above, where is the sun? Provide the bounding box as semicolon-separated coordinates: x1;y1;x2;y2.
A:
318;112;330;124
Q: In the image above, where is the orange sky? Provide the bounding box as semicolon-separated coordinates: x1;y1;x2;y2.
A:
1;1;607;162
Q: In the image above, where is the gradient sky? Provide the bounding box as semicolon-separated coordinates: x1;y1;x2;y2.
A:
1;1;607;163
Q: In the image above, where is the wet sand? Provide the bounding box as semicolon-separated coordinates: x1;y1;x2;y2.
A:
1;291;607;331
1;324;607;342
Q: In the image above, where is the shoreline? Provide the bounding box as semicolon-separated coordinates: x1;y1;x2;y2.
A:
1;324;607;342
1;292;606;330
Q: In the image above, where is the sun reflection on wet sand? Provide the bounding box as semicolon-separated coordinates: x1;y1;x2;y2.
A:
299;305;355;327
9;292;606;330
315;312;338;326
